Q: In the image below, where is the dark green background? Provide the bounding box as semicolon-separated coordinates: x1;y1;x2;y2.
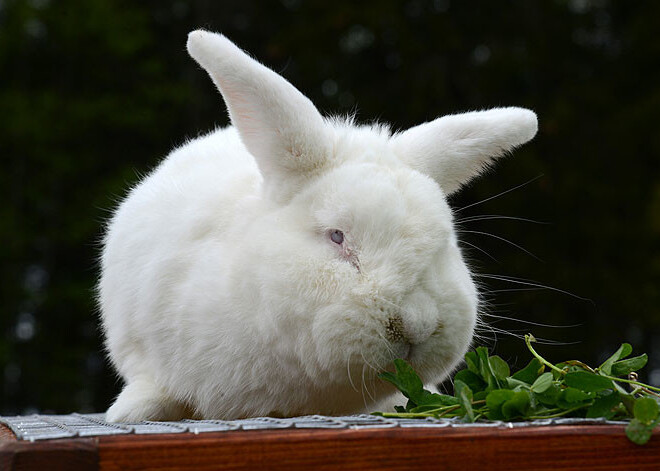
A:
2;0;659;414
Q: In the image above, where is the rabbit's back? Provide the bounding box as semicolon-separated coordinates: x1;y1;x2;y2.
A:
99;126;260;380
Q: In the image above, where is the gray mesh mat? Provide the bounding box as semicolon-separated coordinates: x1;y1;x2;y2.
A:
0;413;628;441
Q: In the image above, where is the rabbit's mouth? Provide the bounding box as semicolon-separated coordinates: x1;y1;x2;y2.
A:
397;342;412;361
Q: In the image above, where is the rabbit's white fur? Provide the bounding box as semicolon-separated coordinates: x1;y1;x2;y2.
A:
99;30;538;422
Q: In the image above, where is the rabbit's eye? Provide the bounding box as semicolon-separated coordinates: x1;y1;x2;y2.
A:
329;230;344;245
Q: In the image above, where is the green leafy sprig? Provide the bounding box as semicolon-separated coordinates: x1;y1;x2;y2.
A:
373;334;660;445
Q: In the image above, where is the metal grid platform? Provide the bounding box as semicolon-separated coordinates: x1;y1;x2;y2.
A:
0;413;628;441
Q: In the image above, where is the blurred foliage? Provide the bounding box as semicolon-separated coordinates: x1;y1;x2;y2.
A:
1;0;659;414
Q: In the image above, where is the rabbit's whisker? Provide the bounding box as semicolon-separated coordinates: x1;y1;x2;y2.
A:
346;355;359;394
359;352;376;402
477;274;592;303
459;230;543;262
480;312;581;329
455;174;544;212
456;214;549;225
459;240;500;263
485;288;544;293
474;321;578;346
359;363;369;409
374;329;398;360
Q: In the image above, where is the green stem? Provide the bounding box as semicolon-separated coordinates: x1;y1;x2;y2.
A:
524;334;565;375
383;400;486;420
425;401;486;418
418;404;461;416
527;408;561;418
528;404;589;419
379;412;435;418
564;360;596;373
379;403;463;419
600;374;660;393
436;405;462;418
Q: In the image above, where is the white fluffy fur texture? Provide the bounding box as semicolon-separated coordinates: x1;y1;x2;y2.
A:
99;30;538;422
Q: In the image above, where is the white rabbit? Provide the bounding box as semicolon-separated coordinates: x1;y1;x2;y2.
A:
99;30;538;422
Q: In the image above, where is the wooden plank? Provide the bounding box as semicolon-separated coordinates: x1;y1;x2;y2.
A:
97;425;660;471
2;423;660;471
0;432;98;471
0;426;16;443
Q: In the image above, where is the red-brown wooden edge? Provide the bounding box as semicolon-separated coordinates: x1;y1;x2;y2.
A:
2;422;660;470
0;425;96;471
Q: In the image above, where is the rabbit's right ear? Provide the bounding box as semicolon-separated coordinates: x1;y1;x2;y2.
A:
187;30;331;203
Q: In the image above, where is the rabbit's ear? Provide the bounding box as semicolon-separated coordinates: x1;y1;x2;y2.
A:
187;30;331;202
392;108;537;195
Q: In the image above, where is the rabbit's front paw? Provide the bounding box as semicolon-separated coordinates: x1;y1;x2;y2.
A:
106;377;190;423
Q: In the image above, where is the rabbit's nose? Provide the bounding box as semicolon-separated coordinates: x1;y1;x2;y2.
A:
385;313;440;346
385;315;406;343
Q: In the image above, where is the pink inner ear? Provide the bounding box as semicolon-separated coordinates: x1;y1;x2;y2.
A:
221;82;260;135
188;30;335;204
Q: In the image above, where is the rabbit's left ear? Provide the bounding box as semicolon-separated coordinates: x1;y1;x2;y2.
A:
187;30;331;203
392;108;538;194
